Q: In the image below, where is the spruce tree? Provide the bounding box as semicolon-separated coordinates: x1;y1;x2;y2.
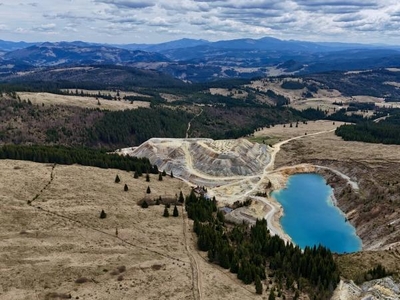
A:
134;170;139;179
163;206;169;217
115;175;120;183
178;191;185;203
146;173;150;182
146;186;151;194
173;205;179;217
124;184;128;191
255;275;263;295
141;201;149;208
268;291;275;300
162;170;166;176
100;209;107;219
170;171;174;178
158;173;163;181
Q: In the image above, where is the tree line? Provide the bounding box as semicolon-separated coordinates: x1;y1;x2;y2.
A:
185;191;340;299
336;112;400;145
0;144;152;172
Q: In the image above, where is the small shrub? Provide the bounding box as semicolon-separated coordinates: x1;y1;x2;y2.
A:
163;206;169;217
124;184;128;191
146;186;151;194
117;266;126;273
75;277;89;284
100;209;107;219
115;175;120;183
141;201;149;208
117;275;124;281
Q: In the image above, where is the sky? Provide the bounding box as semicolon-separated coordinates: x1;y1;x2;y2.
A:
1;0;400;45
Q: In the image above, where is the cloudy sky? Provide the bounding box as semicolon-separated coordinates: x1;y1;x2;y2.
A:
1;0;400;44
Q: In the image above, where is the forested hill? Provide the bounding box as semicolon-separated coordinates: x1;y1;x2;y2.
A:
336;110;400;145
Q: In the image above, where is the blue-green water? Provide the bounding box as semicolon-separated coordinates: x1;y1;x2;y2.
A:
272;173;362;253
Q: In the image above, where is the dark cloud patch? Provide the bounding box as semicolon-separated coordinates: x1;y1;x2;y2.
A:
334;14;363;23
219;8;283;19
95;0;156;9
294;0;379;14
294;0;378;8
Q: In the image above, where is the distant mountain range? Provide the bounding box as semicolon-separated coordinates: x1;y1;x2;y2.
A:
1;37;400;82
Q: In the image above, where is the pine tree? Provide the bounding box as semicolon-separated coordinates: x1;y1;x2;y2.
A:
163;206;169;217
146;173;150;182
134;170;139;179
255;275;263;295
100;209;107;219
268;290;275;300
178;190;185;203
162;170;166;176
124;184;128;191
173;205;179;217
170;171;174;178
115;175;120;183
156;196;161;205
141;201;149;208
158;173;163;181
146;186;151;194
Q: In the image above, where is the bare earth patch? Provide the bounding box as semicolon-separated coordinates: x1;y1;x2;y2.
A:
17;92;150;111
0;160;259;300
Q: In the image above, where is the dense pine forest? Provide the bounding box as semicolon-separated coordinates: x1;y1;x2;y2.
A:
0;145;152;173
336;111;400;145
185;191;340;299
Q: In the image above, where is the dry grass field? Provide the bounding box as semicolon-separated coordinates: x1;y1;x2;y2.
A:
0;160;260;300
17;92;150;111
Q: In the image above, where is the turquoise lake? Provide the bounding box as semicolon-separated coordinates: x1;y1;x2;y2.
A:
271;173;362;254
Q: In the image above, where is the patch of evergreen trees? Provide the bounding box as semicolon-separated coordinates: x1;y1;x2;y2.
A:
0;145;151;172
89;107;192;146
185;191;340;299
336;113;400;145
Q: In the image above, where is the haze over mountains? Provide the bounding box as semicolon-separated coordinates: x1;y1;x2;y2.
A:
1;37;400;82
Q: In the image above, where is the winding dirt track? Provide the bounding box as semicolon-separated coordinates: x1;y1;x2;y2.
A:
182;206;202;300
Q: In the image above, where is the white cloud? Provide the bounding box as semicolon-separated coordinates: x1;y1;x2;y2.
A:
0;0;397;44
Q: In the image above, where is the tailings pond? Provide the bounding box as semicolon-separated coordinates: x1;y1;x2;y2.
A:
272;173;362;253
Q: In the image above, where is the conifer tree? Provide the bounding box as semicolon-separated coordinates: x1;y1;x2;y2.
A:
100;209;107;219
115;175;120;183
255;275;263;295
162;170;167;176
124;184;128;191
268;290;275;300
141;201;149;208
163;206;169;217
170;171;174;178
158;173;163;181
173;205;179;217
146;173;150;182
178;190;185;203
134;170;139;179
146;186;151;194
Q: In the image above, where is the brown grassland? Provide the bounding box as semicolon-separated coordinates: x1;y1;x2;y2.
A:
17;92;150;111
0;160;261;300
